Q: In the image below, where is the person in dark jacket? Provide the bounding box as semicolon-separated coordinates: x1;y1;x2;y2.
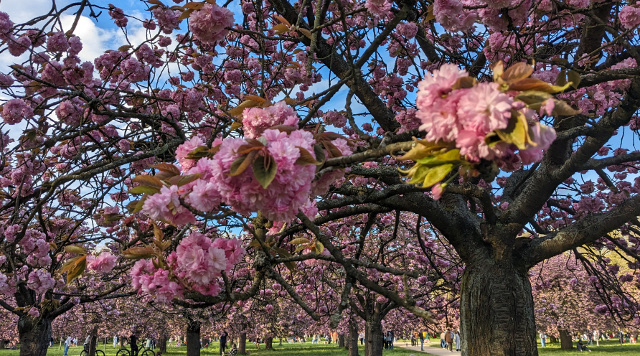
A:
219;331;228;355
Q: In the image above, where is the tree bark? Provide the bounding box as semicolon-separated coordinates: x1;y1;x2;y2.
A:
17;315;52;356
549;336;557;344
186;320;201;356
348;317;359;356
559;329;573;350
159;334;167;353
460;259;537;356
88;325;98;356
238;332;247;355
338;333;346;348
364;317;383;356
264;336;273;350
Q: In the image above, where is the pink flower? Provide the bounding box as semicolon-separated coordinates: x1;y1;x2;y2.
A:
242;101;299;138
27;269;55;295
0;11;13;39
173;232;227;295
189;3;234;44
2;98;33;124
7;35;31;56
620;6;640;30
431;184;444;200
86;252;117;274
175;136;204;170
433;0;476;32
457;82;513;134
365;0;392;18
46;32;69;52
141;185;196;225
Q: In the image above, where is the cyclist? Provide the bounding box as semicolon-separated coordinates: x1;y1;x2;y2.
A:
130;332;139;356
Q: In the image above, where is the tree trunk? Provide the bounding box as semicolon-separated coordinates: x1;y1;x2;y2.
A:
264;336;273;350
88;325;98;356
238;332;247;355
348;317;359;356
159;334;168;353
460;259;537;356
559;329;573;350
364;317;383;356
338;333;346;348
0;340;5;349
549;336;557;344
17;315;52;356
186;320;201;356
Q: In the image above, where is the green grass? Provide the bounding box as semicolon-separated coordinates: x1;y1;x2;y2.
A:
0;341;417;356
538;339;640;355
1;338;640;355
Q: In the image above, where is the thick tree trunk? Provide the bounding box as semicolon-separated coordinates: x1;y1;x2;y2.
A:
364;318;383;356
348;317;359;356
238;332;247;355
460;259;537;356
159;334;167;353
338;333;346;348
186;321;201;356
264;336;273;350
559;329;573;350
88;325;98;356
17;315;52;356
549;336;557;344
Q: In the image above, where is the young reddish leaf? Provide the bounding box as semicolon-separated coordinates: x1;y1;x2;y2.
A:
551;99;582;116
178;8;195;21
170;173;202;187
230;121;243;130
253;154;278;189
132;175;163;189
567;70;582;89
272;23;290;34
182;2;204;9
322;141;343;158
118;45;133;52
186;146;212;159
122;246;156;259
64;245;86;254
296;146;323;165
502;62;534;82
229;151;257;176
147;0;164;5
273;15;291;27
61;255;86;283
297;27;312;39
313;144;326;164
129;185;160;195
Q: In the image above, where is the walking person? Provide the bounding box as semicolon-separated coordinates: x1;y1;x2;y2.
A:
219;330;228;355
445;328;453;352
113;336;118;348
440;331;446;348
419;331;425;351
130;331;139;356
454;330;461;351
540;331;547;347
64;336;73;356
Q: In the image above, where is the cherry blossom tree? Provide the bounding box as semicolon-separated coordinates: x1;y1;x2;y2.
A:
2;1;640;356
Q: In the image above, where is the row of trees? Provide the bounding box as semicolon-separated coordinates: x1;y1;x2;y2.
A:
1;0;640;356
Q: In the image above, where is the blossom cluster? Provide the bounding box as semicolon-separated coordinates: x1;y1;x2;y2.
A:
415;64;556;167
141;102;351;224
130;232;245;303
189;3;234;44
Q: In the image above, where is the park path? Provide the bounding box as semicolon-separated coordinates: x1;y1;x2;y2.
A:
396;342;462;356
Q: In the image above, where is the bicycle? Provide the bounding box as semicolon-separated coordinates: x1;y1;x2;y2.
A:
116;343;155;356
79;344;105;356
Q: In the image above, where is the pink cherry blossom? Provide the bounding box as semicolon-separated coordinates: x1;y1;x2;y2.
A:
620;6;640;30
86;252;117;274
189;3;234;44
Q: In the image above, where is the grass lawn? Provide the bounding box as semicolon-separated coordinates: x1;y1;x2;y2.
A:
1;338;640;355
538;339;640;355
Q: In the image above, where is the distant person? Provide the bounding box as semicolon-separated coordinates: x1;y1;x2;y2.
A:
419;331;425;351
130;332;138;356
445;328;453;352
540;332;547;347
64;336;73;356
454;330;461;351
219;330;228;355
577;339;591;352
113;336;118;348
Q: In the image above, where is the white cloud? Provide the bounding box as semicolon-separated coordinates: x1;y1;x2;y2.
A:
60;14;118;63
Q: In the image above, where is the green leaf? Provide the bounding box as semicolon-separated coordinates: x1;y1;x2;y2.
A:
169;173;202;187
495;113;532;150
253;154;278;189
313;144;326;164
421;164;453;188
64;245;86;254
132;175;163;189
129;185;161;195
314;241;324;254
151;163;181;177
551;99;582;116
567;70;582;89
515;91;553;106
290;238;310;245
